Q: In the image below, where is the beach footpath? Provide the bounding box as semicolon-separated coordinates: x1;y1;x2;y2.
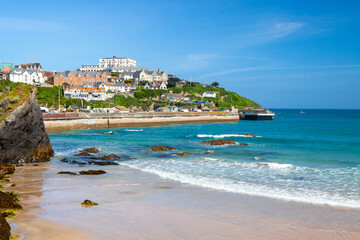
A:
43;112;240;133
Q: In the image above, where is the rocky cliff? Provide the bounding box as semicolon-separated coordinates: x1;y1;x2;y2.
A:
0;85;54;164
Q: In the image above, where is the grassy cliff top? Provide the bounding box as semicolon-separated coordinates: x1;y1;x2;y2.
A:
0;85;34;122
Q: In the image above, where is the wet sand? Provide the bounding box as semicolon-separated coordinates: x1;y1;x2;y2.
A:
9;161;360;240
7;163;94;240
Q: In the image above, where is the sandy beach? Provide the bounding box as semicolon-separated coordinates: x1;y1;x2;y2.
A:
8;163;94;240
8;161;360;240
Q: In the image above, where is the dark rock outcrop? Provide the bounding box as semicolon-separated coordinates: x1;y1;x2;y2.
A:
0;215;10;240
238;143;249;146
0;86;54;164
79;170;106;175
173;152;192;156
151;146;177;151
201;139;235;145
58;171;77;175
0;164;15;179
242;133;257;137
74;148;100;157
82;148;100;154
202;151;213;154
88;161;119;166
100;154;121;160
81;199;98;207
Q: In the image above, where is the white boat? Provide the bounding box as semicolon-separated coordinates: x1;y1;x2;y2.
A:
299;111;305;114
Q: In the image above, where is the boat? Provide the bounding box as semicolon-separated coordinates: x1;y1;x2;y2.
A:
299;110;305;114
240;109;275;120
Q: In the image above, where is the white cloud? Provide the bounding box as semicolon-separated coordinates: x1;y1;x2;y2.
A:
0;18;66;32
196;64;360;79
177;53;218;71
227;21;306;48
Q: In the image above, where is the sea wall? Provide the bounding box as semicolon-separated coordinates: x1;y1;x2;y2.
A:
43;112;240;133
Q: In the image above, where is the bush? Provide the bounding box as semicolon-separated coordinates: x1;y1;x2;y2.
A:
0;97;10;109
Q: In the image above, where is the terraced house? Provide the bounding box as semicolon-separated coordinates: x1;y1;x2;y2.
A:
63;86;106;101
53;71;111;86
133;69;168;83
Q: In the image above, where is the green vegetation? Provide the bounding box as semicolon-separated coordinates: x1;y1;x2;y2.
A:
167;82;261;109
0;79;261;111
211;81;219;87
10;234;20;239
0;83;32;121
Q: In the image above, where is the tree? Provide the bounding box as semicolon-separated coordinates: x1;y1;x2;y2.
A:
211;82;219;87
139;81;147;86
124;79;132;84
167;77;181;88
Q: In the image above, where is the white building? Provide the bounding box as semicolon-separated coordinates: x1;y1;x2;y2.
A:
10;68;44;85
202;91;216;98
63;87;107;101
144;81;167;90
99;56;136;68
119;71;134;80
133;70;168;83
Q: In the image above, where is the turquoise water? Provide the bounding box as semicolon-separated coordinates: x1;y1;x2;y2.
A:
50;109;360;208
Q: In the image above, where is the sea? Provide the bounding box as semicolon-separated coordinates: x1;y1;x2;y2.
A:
50;109;360;209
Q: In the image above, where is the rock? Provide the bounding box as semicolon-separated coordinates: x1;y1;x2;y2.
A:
81;148;100;154
0;164;15;179
58;171;77;175
173;152;192;156
0;86;54;164
33;164;39;166
100;154;121;160
202;151;213;154
81;199;98;207
10;184;16;187
60;158;69;163
151;146;177;151
201;139;235;145
0;215;10;240
74;148;100;156
88;161;119;166
79;170;106;175
242;133;257;137
74;152;93;157
0;191;22;210
238;143;249;146
97;132;114;135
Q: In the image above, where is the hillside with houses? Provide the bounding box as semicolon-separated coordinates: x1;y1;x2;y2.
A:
0;57;261;113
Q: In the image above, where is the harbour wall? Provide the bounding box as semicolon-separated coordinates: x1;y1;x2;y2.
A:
43;112;240;133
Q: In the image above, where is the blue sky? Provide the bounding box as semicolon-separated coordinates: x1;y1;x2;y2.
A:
1;0;360;109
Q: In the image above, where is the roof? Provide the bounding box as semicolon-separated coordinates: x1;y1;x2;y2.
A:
69;105;79;109
105;66;148;72
65;86;106;93
204;91;216;94
10;68;41;75
56;71;111;78
147;81;165;88
101;56;134;60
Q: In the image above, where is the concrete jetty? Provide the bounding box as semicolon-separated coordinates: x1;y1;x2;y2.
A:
43;112;240;133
